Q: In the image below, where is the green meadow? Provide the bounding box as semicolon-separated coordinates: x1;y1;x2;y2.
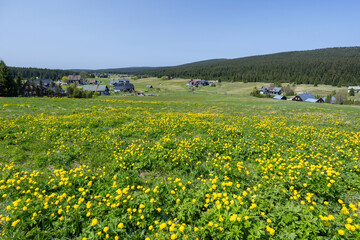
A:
0;79;360;239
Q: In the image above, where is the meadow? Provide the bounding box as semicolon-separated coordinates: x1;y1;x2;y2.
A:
0;80;360;239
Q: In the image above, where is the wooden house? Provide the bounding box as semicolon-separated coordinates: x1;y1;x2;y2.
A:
292;93;315;101
68;75;83;84
88;79;98;85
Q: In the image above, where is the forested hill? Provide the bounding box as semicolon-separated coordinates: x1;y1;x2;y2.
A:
134;47;360;86
9;67;74;80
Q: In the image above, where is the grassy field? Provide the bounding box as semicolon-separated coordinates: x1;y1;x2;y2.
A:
1;80;360;239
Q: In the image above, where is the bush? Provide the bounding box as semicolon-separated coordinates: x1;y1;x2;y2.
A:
334;91;348;105
67;83;93;98
283;85;295;96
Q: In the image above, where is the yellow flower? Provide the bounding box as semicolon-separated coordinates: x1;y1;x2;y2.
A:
171;233;177;240
118;222;124;229
267;219;272;223
338;229;345;235
194;227;199;232
266;225;275;235
11;219;20;227
103;226;109;232
91;218;98;227
159;223;167;230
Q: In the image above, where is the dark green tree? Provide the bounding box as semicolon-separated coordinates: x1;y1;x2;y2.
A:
0;60;18;96
349;88;355;96
16;73;22;95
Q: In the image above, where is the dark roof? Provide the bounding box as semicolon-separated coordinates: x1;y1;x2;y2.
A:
273;95;286;100
304;98;318;103
110;79;130;85
114;82;134;90
297;93;315;101
82;85;109;92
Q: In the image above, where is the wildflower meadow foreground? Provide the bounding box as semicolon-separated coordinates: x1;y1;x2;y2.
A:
0;98;359;239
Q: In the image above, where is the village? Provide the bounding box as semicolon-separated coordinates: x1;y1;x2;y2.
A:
19;74;360;105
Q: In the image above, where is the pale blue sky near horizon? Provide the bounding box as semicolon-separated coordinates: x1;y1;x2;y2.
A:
0;0;359;69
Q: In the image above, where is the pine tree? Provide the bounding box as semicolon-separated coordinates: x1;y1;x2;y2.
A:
16;73;22;95
349;88;355;96
0;60;18;97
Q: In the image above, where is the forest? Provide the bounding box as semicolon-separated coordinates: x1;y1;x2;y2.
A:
131;47;360;86
9;67;74;80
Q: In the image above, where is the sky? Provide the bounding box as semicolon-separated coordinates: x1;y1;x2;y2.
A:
0;0;359;69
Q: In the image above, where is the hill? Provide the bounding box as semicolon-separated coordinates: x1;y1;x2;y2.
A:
133;47;360;86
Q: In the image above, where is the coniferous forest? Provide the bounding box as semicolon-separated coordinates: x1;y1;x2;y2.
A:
9;67;74;80
132;47;360;86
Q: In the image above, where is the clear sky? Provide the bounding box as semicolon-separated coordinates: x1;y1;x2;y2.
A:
1;0;359;69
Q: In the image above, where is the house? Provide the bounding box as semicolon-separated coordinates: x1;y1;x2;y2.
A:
68;75;83;84
272;87;282;95
348;86;360;93
273;95;287;100
292;93;316;101
88;79;98;85
22;79;65;97
304;98;324;103
110;78;130;86
186;79;209;87
260;86;282;95
82;85;109;95
113;79;135;93
260;87;269;94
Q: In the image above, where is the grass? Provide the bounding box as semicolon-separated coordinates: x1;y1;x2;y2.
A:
1;80;360;239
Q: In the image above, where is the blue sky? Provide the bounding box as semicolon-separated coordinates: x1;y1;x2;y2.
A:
0;0;359;69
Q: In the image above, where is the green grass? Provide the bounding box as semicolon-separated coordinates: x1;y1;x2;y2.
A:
1;81;360;239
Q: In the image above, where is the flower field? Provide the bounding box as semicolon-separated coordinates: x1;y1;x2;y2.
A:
1;97;360;239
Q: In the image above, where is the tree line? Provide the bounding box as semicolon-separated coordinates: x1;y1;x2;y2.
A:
133;47;360;86
10;66;74;81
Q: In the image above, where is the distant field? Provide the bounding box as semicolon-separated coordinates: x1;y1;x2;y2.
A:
86;77;360;102
1;84;360;239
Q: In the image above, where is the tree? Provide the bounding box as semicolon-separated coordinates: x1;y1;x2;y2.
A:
62;76;68;83
334;91;348;105
16;73;22;95
349;88;355;96
0;60;18;97
80;72;87;82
